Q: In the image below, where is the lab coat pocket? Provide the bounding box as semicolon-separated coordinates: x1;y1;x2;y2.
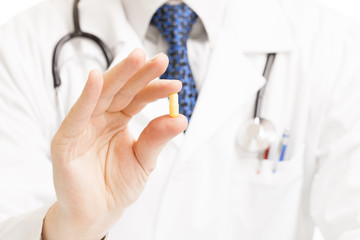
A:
235;143;305;185
230;144;305;238
249;144;305;185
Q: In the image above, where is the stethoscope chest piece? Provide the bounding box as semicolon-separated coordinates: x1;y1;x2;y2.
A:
237;117;276;152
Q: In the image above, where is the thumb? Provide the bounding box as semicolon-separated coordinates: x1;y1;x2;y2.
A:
133;115;188;175
58;69;103;138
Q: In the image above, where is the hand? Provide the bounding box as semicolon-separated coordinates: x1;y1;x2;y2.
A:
42;49;187;240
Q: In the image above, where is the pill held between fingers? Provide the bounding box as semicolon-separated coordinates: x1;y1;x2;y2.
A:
169;93;179;118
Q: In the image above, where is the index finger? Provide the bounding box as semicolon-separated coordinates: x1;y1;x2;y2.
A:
92;48;146;116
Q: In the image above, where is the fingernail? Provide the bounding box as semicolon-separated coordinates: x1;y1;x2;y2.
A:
150;52;165;61
128;49;136;56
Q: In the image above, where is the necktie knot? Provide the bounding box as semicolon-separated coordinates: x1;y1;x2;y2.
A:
151;3;198;46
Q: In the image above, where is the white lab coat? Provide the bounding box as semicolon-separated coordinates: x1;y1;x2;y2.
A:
1;0;360;239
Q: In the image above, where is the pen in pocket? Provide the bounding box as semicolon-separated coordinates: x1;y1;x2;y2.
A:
279;130;290;162
273;129;290;173
257;147;270;175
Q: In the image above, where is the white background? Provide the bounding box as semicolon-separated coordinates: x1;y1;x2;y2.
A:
0;0;360;239
1;0;360;26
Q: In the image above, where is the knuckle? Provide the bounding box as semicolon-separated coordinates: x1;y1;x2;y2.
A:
117;90;133;103
110;90;133;111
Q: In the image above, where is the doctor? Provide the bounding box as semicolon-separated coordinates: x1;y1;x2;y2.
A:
1;0;360;239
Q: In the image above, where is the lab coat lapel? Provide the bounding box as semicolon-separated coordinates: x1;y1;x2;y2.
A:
79;0;128;48
177;33;266;162
176;0;295;164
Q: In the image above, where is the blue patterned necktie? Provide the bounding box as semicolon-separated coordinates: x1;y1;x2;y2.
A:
151;3;198;122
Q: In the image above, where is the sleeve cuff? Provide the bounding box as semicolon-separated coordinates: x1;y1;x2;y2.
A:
0;204;53;240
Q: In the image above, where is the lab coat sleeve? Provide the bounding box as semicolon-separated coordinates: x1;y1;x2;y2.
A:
0;205;52;240
0;7;58;240
310;22;360;240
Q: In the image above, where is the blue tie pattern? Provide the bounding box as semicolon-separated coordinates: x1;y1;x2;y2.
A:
151;3;198;122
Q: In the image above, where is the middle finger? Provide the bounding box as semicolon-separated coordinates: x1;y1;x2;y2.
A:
107;53;169;112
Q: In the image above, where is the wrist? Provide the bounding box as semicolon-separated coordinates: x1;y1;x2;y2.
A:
42;203;107;240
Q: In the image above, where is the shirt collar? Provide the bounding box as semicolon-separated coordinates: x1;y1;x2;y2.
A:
121;0;228;47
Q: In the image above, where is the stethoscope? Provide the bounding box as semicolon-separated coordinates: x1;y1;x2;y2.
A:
52;0;114;120
52;0;277;153
236;53;277;153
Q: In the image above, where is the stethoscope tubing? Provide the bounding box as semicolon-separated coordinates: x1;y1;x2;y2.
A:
52;31;113;88
254;53;276;119
52;0;113;89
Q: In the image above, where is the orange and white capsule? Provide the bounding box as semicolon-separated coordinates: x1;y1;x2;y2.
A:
169;93;179;118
